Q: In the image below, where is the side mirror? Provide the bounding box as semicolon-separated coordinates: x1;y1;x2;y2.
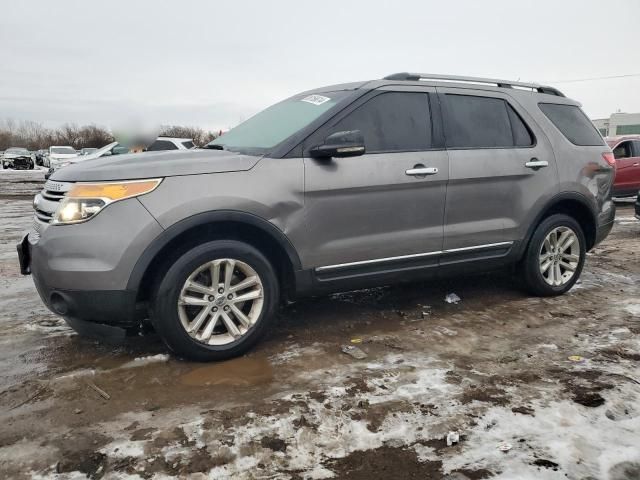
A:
102;150;112;157
309;130;365;159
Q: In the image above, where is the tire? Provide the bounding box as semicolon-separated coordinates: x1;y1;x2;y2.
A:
151;240;279;361
522;213;586;296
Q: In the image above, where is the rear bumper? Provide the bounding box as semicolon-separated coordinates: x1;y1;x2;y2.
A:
594;219;614;247
593;200;616;248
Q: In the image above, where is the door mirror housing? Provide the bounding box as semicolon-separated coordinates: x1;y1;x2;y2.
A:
309;130;365;159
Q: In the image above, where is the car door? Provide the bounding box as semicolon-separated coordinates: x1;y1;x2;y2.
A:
613;140;639;194
300;87;448;276
437;88;557;261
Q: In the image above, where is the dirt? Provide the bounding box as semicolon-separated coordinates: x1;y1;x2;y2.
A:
325;446;445;479
532;458;560;470
1;171;640;479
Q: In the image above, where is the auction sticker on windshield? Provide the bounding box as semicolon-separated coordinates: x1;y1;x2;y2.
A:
301;94;331;106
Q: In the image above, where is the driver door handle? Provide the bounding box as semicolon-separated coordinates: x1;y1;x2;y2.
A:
525;158;548;170
406;166;438;176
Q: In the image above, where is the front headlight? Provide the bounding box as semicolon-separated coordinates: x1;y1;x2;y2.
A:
52;178;162;224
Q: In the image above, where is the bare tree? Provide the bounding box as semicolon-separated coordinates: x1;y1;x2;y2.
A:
159;125;218;146
0;120;216;151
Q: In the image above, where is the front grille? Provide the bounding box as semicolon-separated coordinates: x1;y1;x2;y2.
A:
35;209;53;222
34;180;74;225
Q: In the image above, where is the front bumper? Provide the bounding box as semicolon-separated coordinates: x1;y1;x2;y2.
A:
18;198;163;327
18;232;141;327
6;157;32;169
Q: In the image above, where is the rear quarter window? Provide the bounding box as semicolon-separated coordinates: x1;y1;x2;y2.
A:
538;103;604;146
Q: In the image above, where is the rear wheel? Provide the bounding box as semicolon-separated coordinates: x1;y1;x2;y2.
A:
522;214;586;296
151;240;279;361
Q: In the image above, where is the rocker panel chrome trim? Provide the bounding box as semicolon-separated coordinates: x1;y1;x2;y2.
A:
315;241;514;272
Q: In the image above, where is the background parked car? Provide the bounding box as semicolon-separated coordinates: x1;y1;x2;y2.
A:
34;149;47;166
45;137;196;178
606;135;640;197
2;147;34;169
146;137;195;151
46;146;78;169
45;141;130;178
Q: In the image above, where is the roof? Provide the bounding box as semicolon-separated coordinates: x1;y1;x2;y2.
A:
605;135;640;146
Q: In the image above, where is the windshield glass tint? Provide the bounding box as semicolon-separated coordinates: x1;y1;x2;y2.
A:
51;147;77;155
208;91;352;153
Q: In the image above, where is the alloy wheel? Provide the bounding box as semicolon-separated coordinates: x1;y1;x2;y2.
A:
539;226;580;286
177;259;264;345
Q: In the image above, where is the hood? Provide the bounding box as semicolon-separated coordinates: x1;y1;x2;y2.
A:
51;149;262;182
4;152;31;159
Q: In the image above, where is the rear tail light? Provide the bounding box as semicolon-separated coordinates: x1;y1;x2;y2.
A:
602;152;616;167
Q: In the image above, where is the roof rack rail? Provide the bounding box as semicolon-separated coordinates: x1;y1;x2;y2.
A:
383;72;564;97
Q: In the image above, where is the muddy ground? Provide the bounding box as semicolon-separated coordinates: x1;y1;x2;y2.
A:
0;170;639;480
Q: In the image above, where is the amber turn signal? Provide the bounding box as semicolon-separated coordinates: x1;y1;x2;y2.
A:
67;179;162;201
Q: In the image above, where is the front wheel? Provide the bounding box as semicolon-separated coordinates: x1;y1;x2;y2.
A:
151;240;279;361
522;214;586;296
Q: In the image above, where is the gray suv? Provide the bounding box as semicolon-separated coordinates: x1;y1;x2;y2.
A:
18;73;616;361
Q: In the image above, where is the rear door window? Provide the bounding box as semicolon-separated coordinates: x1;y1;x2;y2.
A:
182;141;195;149
538;103;604;146
327;92;433;153
443;94;533;149
632;141;640;157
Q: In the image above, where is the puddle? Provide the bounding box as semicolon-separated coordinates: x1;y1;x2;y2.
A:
180;356;274;387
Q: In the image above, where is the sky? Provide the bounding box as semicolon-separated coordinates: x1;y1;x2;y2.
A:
1;0;639;131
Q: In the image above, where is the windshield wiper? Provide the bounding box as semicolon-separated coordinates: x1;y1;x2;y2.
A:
204;144;224;150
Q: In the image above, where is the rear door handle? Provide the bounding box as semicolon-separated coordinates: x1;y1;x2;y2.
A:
406;166;438;176
525;158;548;170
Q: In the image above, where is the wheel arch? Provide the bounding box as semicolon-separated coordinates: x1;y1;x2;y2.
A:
128;210;302;304
521;192;598;257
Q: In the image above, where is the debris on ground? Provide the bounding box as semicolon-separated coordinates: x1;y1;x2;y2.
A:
86;381;111;400
445;293;461;304
350;338;362;344
446;431;460;446
341;345;367;360
568;355;585;363
497;442;512;452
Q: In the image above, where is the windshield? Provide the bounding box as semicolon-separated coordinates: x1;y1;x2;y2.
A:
207;91;353;154
51;147;77;155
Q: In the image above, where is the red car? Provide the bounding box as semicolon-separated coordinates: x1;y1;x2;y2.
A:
606;135;640;197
